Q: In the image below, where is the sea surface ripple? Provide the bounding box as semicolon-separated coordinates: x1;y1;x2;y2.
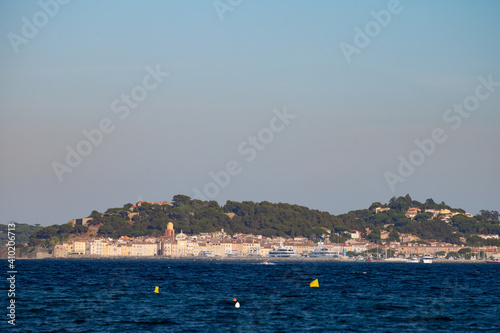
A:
4;260;500;332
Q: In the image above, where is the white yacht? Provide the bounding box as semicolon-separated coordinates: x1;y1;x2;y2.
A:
199;251;216;257
384;257;408;262
420;254;433;263
309;243;340;257
268;243;299;257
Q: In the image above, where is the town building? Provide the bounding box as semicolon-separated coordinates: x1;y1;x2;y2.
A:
375;207;390;214
405;207;421;219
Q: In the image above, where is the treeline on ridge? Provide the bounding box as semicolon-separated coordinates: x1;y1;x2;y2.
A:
25;194;500;248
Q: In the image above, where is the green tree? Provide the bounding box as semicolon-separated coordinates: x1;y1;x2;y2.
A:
480;210;500;222
466;235;484;246
366;232;381;241
330;234;348;243
404;194;412;206
333;226;351;235
424;198;436;208
72;225;88;234
369;202;384;211
58;223;73;235
306;227;328;241
35;226;59;239
388;230;400;242
172;195;192;207
87;210;102;225
98;225;114;235
208;201;220;209
0;223;42;244
372;213;390;225
414;212;432;222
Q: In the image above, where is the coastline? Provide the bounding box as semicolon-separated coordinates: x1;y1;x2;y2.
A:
18;256;492;264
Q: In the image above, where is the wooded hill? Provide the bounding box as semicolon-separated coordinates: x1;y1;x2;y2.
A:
26;194;500;248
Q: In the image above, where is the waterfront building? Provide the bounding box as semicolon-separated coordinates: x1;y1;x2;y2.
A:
73;241;86;254
89;240;110;256
131;243;157;256
120;244;132;256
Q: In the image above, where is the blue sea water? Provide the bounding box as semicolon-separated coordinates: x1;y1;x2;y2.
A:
3;260;500;332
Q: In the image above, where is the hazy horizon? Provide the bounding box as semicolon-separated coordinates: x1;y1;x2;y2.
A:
1;0;499;226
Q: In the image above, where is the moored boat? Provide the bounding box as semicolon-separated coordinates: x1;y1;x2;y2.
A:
199;251;216;257
420;254;433;263
268;243;299;257
308;243;340;258
384;257;408;262
486;259;500;264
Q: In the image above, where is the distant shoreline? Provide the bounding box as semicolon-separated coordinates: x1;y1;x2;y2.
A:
17;256;492;264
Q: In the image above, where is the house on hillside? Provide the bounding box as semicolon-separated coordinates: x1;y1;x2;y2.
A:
440;213;453;223
380;231;390;240
425;209;440;219
405;207;421;219
136;200;170;206
399;233;420;243
318;227;332;234
350;230;361;239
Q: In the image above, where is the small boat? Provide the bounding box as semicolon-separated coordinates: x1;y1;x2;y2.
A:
486;259;500;264
261;260;275;265
420;254;433;264
406;258;419;263
384;257;407;262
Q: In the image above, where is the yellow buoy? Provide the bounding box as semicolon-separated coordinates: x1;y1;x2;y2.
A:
154;286;160;293
310;279;319;287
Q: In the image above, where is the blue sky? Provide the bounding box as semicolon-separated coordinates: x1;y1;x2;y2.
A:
1;0;499;226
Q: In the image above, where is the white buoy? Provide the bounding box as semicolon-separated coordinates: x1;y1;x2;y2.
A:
233;298;240;308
